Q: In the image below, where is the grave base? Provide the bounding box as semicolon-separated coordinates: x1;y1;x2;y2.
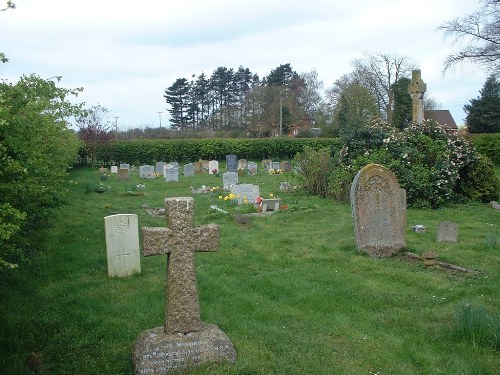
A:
132;323;236;374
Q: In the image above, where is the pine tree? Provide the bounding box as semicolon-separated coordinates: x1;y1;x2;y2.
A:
464;75;500;133
164;78;191;130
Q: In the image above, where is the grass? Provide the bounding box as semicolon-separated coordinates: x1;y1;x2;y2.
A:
0;165;499;374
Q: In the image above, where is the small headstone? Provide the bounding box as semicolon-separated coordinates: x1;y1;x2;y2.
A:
247;162;258;175
237;159;248;170
183;163;195;177
350;163;405;258
437;221;458;243
99;167;108;174
270;161;280;171
230;184;260;205
134;197;236;374
118;168;129;181
209;160;219;174
156;161;166;176
104;214;141;277
163;164;174;177
223;172;238;190
281;161;292;172
140;165;155;178
261;198;281;212
226;154;238;172
261;159;272;169
194;161;202;175
119;163;130;171
110;166;118;174
165;168;179;182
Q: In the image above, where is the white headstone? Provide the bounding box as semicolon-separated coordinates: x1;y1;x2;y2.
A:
230;184;260;205
104;214;141;277
247;161;258;175
110;166;118;174
165;168;179;182
209;160;219;174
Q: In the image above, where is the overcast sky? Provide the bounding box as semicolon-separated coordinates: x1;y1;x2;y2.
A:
0;0;490;129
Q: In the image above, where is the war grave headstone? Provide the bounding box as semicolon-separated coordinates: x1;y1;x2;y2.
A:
237;159;248;170
163;164;174;177
104;214;141;277
281;161;292;172
350;163;405;258
140;165;155;178
118;168;129;181
133;197;236;374
247;161;258;175
120;163;130;171
436;221;458;243
230;184;260;205
226;154;238;172
223;172;238;190
165;167;179;182
110;166;118;174
209;160;219;174
194;161;202;175
156;162;166;176
183;163;195;177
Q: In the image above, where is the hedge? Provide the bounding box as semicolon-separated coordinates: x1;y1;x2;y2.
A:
93;138;341;166
468;134;500;166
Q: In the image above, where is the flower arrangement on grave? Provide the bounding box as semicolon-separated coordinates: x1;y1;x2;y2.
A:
95;182;111;193
219;193;239;206
268;168;283;175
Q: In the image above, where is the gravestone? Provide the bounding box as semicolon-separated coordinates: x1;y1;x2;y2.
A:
165;167;179;182
99;167;108;174
226;154;238;172
261;159;272;169
437;221;458;243
223;172;238;190
237;159;248;170
200;159;209;170
110;166;118;174
269;161;280;171
183;163;194;177
247;162;258;175
230;184;260;205
133;197;236;374
400;188;407;227
120;163;130;171
409;69;427;124
350;163;405;258
140;165;155;178
194;161;202;175
156;162;166;176
168;162;179;169
281;161;292;172
261;198;281;212
163;164;174;177
209;160;219;174
118;168;129;181
104;214;141;277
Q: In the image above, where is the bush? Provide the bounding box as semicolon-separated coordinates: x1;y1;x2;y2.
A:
294;147;333;197
469;133;500;166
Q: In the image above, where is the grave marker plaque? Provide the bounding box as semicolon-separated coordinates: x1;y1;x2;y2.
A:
350;164;405;257
437;221;458;243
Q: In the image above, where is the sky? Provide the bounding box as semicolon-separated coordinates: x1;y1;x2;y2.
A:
0;0;491;129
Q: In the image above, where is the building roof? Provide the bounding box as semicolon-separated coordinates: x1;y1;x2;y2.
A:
424;110;458;130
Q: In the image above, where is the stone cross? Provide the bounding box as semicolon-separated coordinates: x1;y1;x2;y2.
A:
142;197;219;335
408;69;427;123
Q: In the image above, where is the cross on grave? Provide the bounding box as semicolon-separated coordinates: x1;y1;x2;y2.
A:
408;69;427;123
116;247;131;271
141;197;219;335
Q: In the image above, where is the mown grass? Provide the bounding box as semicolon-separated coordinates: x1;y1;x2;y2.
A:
0;166;499;375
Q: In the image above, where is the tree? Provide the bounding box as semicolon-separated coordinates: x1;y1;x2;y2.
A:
352;52;416;125
391;77;412;129
164;78;191;130
75;104;114;166
464;74;500;133
298;70;324;125
440;0;500;74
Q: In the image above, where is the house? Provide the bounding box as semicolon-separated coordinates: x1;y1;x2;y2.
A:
424;110;458;135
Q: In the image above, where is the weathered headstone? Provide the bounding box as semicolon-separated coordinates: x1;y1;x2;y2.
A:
237;159;248;170
165;167;179;182
209;160;219;174
99;167;108;174
281;161;291;172
110;166;118;174
400;188;407;227
183;163;194;177
133;197;236;374
350;163;405;258
226;154;238;172
193;161;202;175
269;161;280;171
104;214;141;277
118;168;129;181
120;163;130;171
200;159;209;170
247;161;258;175
261;159;272;169
409;69;427;124
437;221;458;243
230;184;260;205
156;161;166;176
223;172;238;190
140;165;155;178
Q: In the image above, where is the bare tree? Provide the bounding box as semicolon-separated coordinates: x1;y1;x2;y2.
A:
440;0;500;74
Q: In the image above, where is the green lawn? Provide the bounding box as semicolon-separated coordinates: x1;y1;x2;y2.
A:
1;167;499;375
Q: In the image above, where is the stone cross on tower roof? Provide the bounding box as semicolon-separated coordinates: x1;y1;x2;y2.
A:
408;69;427;124
142;197;219;335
